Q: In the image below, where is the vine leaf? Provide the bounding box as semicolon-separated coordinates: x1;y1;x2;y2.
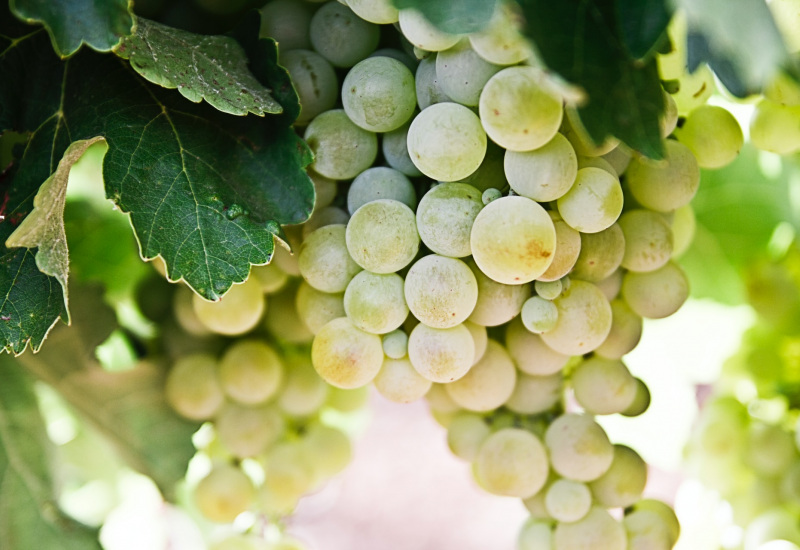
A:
0;362;102;549
115;17;283;117
392;0;498;34
615;0;672;60
9;0;133;57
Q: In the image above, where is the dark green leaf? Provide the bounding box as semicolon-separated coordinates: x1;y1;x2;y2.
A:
392;0;498;34
115;17;283;117
614;0;672;60
0;362;102;549
515;0;665;158
10;0;133;57
687;31;755;98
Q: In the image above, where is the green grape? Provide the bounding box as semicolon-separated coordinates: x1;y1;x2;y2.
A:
301;206;350;239
750;98;800;155
470;196;557;285
219;339;284;405
426;382;462;414
250;262;288;294
407;102;487;181
557;167;623;234
602;145;632;176
656;12;686;80
468;0;533;65
309;2;380;68
521;296;559;334
589;444;647;508
660;91;679;138
522;473;556;520
370;48;417;72
764;69;800;105
404;255;478;328
408;323;475;383
304;109;378;179
560;109;618;157
445;339;517;411
374;357;433;403
382;329;409;359
382;119;425;177
670;203;696;258
311;317;384;389
211;534;270;550
295;281;345;335
545;479;592;523
216;403;285;458
482;188;502;204
570;223;625;282
571;356;637;415
342;56;417;132
299;224;361;293
554;506;626;550
301;422;352;480
262;282;314;345
594;299;643;360
629;500;680;546
346;0;398;24
165;353;224;420
325;385;370;412
621;260;689;319
595;269;623;301
347;167;416;215
623;510;674;550
414;55;451;110
621;378;651;417
518;520;554;550
540;280;612;356
435;40;502;106
577;154;617;176
346;199;420;273
625;140;700;213
675;104;743;169
618;208;674;273
539;212;582;282
398;8;461;52
446;412;491;461
479;66;563;151
672;64;716;115
462;140;509;192
259;0;312;51
344;271;408;334
466;258;530;326
193;277;265;336
744;422;797;477
416;182;483;258
505;371;562;415
504;133;578;201
279;49;338;125
473;428;549;498
261;441;317;513
544;413;614;482
464;320;488;364
535;279;563;300
277;355;329;417
743;509;800;550
506;316;570;375
194;464;255;523
272;228;302;276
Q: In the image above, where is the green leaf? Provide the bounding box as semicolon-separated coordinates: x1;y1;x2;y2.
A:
392;0;498;34
13;285;199;497
115;17;283;117
0;362;102;549
515;0;665;158
10;0;133;57
614;0;672;60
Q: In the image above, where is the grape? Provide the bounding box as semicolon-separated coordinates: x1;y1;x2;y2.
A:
165;354;224;420
415;182;483;258
279;50;338;125
557;167;624;234
261;441;317;512
414;54;451;110
594;299;643;360
505;371;562;415
404;255;478;328
618;208;674;272
426;382;462;414
577;154;617;176
625;140;700;213
749;98;800;155
481;188;502;204
398;8;461;52
506;316;570;376
473;428;549;498
602;145;632;176
535;279;563;300
468;1;533;65
311;317;384;389
272;228;302;276
211;534;270;550
621;261;689;319
382;329;409;359
277;355;329;417
295;281;345;335
370;48;417;72
744;509;800;550
194;464;255;523
446;412;491;461
342;56;417;132
346;199;420;274
463;320;488;363
561;109;618;157
301;422;352;479
218;339;284;405
539;212;582;282
301;206;350;239
216;403;285;458
672;64;716;115
553;506;626;550
571;356;637;415
744;422;797;477
344;270;408;334
589;444;647;508
304;109;378;179
407;323;475;383
670;203;696;258
251;262;288;294
374;357;432;403
259;0;312;51
595;269;623;301
445;339;517;411
660;91;679;138
540;280;612;356
522;474;555;520
764;69;800;105
462;140;508;192
325;385;369;413
504;133;578;201
479;66;563;151
623;510;674;550
309;2;380;68
407;102;487;181
518;520;554;550
347;167;416;215
193;277;265;336
298;224;361;293
622;378;651;417
629;500;680;546
382;119;425;177
675;104;743;169
570;223;626;282
466;258;530;326
435;40;502;106
306;170;337;211
263;282;314;344
470;196;557;285
545;479;592;523
520;296;559;334
544;413;614;482
346;0;398;24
